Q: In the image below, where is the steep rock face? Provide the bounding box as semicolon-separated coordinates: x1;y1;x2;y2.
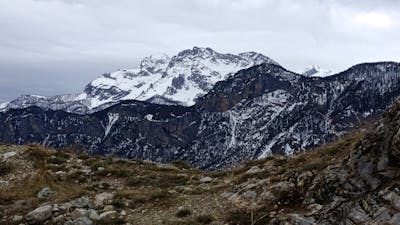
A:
299;98;400;224
0;62;400;170
217;99;400;225
0;101;199;162
187;62;400;168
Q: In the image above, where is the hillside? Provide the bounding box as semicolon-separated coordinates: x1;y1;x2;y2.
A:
2;98;400;224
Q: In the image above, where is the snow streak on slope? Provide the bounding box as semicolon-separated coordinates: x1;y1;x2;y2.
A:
0;102;9;111
104;113;119;139
228;111;238;149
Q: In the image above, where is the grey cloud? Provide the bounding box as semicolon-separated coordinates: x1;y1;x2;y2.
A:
0;0;399;101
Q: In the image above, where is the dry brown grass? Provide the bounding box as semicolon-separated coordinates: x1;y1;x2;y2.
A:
229;130;364;185
289;130;364;171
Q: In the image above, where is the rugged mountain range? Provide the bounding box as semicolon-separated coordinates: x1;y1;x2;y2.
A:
0;47;277;113
0;62;399;169
2;97;400;224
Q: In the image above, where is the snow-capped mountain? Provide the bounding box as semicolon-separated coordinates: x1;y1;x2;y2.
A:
1;62;400;170
0;94;91;114
0;47;277;113
302;65;332;77
84;47;278;107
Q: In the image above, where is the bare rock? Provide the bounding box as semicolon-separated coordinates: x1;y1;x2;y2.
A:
67;196;92;209
94;192;114;208
88;209;100;221
245;166;262;174
37;187;55;199
2;151;16;161
103;205;115;211
99;211;117;220
199;176;213;183
241;190;257;200
72;216;93;225
25;205;53;225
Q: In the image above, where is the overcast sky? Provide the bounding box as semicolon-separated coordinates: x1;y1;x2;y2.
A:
0;0;399;102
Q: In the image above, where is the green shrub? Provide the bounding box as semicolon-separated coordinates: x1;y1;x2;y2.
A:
111;196;125;209
47;156;67;165
195;215;214;224
0;162;12;176
176;208;192;218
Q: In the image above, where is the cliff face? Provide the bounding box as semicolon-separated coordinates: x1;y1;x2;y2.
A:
302;98;400;224
220;98;400;224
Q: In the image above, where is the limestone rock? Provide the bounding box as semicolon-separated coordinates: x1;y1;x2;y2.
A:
2;151;16;161
199;177;213;183
37;187;55;199
99;211;117;220
94;192;114;208
72;216;93;225
245;166;262;174
25;205;53;224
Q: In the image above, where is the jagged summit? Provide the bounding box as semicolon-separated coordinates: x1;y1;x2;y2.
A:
139;53;170;74
176;46;216;57
302;65;332;77
84;46;277;107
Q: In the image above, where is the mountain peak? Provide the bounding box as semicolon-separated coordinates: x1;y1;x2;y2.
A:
302;65;332;77
139;53;170;73
82;47;279;107
177;46;216;57
239;51;279;66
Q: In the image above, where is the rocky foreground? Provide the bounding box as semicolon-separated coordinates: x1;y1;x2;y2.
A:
1;99;400;225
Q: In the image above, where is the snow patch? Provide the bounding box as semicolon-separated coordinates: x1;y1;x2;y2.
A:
104;113;119;138
0;102;9;110
302;65;332;77
228;111;238;149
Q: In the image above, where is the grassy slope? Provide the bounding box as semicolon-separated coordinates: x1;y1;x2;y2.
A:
0;130;363;225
